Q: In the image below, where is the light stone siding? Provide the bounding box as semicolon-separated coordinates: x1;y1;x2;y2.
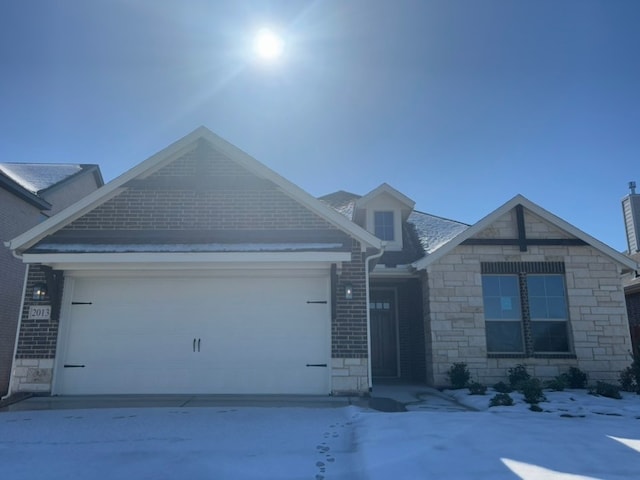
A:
331;358;369;395
11;359;54;394
425;208;632;387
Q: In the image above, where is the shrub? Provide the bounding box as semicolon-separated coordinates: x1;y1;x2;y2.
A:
468;381;487;395
619;349;640;393
544;376;566;392
619;366;639;393
521;378;546;404
508;364;531;390
529;404;544;412
493;381;512;393
489;393;514;407
561;367;589;389
590;381;622;400
447;362;471;389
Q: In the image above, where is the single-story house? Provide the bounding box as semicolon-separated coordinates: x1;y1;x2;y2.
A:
4;127;637;397
0;162;103;396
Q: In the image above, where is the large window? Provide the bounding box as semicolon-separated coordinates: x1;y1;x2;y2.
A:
374;211;395;241
481;262;571;356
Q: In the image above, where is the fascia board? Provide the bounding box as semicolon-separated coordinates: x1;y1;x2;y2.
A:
21;251;352;269
355;183;416;210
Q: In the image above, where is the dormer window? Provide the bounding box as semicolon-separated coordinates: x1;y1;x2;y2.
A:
374;211;395;241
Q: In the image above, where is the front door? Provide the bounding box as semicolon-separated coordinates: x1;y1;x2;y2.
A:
370;289;398;377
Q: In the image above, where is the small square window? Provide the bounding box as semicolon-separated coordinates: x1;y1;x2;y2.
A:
374;211;394;241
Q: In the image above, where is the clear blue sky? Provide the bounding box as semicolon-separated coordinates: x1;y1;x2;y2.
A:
2;1;639;252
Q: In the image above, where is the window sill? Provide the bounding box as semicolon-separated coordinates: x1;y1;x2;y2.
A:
488;353;576;359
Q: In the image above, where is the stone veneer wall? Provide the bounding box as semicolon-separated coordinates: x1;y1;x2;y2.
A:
425;208;632;386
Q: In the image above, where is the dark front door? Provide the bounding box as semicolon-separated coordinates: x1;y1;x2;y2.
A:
370;289;398;377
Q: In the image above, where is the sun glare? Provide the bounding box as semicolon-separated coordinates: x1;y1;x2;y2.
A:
254;28;284;61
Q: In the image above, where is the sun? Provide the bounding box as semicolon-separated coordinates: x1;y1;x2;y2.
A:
253;28;284;61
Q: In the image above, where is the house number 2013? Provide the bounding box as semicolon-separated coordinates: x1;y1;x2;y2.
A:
28;305;51;320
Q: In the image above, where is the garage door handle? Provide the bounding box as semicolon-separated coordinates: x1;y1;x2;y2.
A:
193;338;196;352
198;338;201;352
306;364;327;367
64;364;85;368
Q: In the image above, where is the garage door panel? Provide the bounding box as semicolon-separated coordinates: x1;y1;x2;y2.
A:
57;274;331;395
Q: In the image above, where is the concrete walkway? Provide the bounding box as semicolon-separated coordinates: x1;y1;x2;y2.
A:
370;383;475;412
0;384;470;413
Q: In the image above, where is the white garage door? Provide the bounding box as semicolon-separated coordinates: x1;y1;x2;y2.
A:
55;272;331;395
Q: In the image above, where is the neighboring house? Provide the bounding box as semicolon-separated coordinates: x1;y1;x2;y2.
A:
4;128;637;397
0;163;103;396
621;182;640;355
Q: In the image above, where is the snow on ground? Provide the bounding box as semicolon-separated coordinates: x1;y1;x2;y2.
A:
1;391;640;480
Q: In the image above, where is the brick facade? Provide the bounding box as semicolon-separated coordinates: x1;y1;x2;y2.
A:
425;207;632;386
12;139;372;396
59;142;337;235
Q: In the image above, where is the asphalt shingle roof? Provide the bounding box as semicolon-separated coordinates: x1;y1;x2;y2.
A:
0;163;85;194
319;190;469;259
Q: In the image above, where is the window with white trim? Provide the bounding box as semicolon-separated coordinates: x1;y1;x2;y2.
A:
374;211;394;241
481;262;571;356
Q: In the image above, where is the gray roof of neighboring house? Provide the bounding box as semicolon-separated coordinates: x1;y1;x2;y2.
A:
0;163;103;209
319;190;469;257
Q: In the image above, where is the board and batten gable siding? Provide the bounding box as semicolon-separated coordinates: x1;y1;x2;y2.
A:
424;207;632;387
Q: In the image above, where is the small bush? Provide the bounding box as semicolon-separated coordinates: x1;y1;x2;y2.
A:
529;404;544;412
447;362;471;389
489;393;514;407
521;378;546;404
590;381;622;400
468;381;487;395
561;367;589;389
493;381;512;393
619;349;640;393
619;366;639;393
544;376;566;392
508;364;531;390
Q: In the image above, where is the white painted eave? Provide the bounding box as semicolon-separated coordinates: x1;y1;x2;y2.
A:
21;251;352;270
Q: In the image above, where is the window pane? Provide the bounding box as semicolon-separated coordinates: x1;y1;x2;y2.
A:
527;275;567;320
546;297;567;319
374;211;394;241
529;297;548;319
482;275;521;320
482;276;501;296
545;276;565;296
486;322;524;353
532;321;569;352
526;276;546;296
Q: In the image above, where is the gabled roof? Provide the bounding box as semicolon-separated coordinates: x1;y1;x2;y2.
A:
412;194;639;272
320;190;469;261
6;127;382;255
355;183;415;210
0;163;102;210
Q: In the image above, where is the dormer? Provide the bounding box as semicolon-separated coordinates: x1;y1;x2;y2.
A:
354;183;415;251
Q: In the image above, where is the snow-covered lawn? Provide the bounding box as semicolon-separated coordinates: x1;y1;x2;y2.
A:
1;390;640;479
